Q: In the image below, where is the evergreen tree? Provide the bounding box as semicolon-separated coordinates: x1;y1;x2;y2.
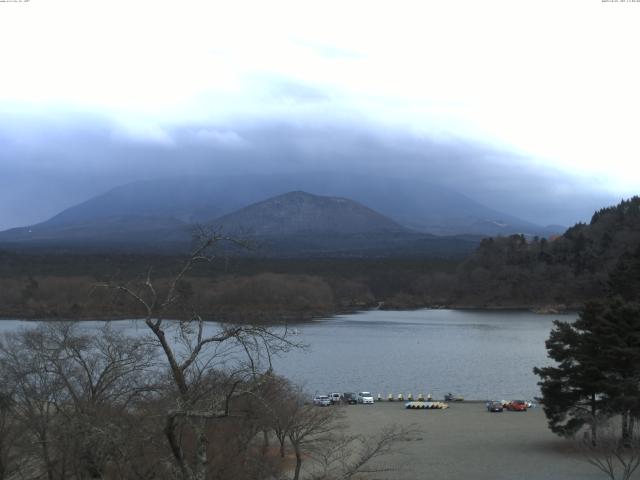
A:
533;302;610;444
608;245;640;302
597;299;640;446
535;246;640;445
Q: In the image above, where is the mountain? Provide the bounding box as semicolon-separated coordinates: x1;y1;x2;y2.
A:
0;188;482;257
214;191;409;236
209;191;475;257
9;172;553;237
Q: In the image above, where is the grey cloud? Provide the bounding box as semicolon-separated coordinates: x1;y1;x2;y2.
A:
0;109;618;231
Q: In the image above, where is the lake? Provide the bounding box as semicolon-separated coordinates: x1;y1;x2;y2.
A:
0;309;574;401
271;309;574;400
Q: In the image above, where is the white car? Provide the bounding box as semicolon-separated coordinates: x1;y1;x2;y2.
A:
357;391;374;404
313;395;331;407
329;393;342;404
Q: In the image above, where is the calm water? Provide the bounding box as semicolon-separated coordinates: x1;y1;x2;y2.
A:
271;309;575;400
0;309;574;401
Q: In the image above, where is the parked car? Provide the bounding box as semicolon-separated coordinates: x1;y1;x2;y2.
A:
505;400;528;412
342;392;358;405
487;401;504;412
329;393;342;404
313;395;331;407
444;392;464;402
357;392;374;404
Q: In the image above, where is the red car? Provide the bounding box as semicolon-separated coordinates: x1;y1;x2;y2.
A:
505;400;528;412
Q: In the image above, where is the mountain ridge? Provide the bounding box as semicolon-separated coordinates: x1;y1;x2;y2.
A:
4;173;558;238
0;187;481;257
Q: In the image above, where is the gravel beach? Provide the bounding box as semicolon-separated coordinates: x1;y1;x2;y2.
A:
341;402;606;480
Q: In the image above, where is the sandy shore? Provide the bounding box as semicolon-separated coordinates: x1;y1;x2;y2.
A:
341;402;605;480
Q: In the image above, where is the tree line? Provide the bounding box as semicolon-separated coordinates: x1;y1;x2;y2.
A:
2;197;640;320
0;256;457;321
455;196;640;308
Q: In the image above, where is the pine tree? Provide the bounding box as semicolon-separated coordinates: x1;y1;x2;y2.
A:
535;245;640;445
597;298;640;446
533;302;610;444
607;245;640;303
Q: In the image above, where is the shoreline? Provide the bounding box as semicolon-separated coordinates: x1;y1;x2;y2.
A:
0;304;579;323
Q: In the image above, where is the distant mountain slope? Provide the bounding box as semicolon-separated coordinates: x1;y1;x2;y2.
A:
0;215;191;249
214;191;409;236
0;188;480;257
28;173;552;236
42;177;239;226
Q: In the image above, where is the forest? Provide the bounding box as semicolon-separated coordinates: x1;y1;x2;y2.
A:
453;196;640;308
0;197;638;321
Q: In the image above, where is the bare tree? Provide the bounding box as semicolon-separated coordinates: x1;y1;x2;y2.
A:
41;322;158;479
0;331;66;480
1;231;415;480
254;374;299;458
287;401;340;480
581;419;640;480
0;385;22;480
99;231;297;480
281;394;414;480
0;321;160;480
38;322;158;411
306;424;416;480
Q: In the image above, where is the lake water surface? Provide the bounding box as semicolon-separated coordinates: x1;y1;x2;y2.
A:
0;309;574;401
272;309;574;400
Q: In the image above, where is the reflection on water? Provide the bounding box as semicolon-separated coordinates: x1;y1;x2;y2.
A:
0;309;575;400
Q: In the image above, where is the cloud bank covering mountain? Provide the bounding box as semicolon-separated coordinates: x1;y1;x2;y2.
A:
0;1;637;233
0;112;619;232
0;171;567;245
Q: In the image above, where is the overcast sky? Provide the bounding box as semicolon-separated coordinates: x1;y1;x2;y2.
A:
0;0;638;230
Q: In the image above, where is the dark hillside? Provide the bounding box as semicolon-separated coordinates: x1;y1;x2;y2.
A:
213;191;409;235
453;197;640;308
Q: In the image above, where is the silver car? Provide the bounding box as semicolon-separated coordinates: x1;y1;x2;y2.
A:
357;391;374;404
313;395;331;406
